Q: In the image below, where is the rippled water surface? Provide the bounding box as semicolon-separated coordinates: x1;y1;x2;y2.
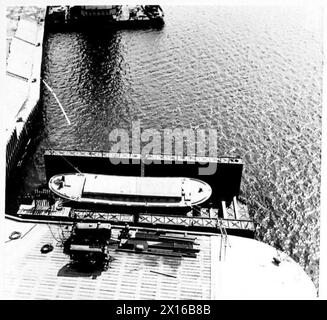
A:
14;6;323;287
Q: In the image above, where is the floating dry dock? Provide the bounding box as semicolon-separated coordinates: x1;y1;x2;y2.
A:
14;149;254;237
43;150;243;203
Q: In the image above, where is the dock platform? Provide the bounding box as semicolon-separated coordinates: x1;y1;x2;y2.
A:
2;219;317;299
14;195;255;237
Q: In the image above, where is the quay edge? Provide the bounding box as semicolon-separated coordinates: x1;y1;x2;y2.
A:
5;7;46;180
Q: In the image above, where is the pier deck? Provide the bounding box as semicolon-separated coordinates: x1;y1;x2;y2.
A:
2;219;316;299
3;221;212;300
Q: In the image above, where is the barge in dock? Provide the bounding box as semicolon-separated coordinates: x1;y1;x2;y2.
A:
49;173;212;208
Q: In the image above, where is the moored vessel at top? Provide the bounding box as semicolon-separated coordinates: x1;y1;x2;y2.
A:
49;173;212;208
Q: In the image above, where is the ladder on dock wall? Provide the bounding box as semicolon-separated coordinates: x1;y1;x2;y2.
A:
217;217;230;261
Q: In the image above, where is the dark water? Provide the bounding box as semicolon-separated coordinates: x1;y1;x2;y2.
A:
14;6;323;287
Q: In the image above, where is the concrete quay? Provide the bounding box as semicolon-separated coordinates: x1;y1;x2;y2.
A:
5;6;46;179
1;219;317;299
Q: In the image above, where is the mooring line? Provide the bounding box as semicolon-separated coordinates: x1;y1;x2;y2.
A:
42;79;71;125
